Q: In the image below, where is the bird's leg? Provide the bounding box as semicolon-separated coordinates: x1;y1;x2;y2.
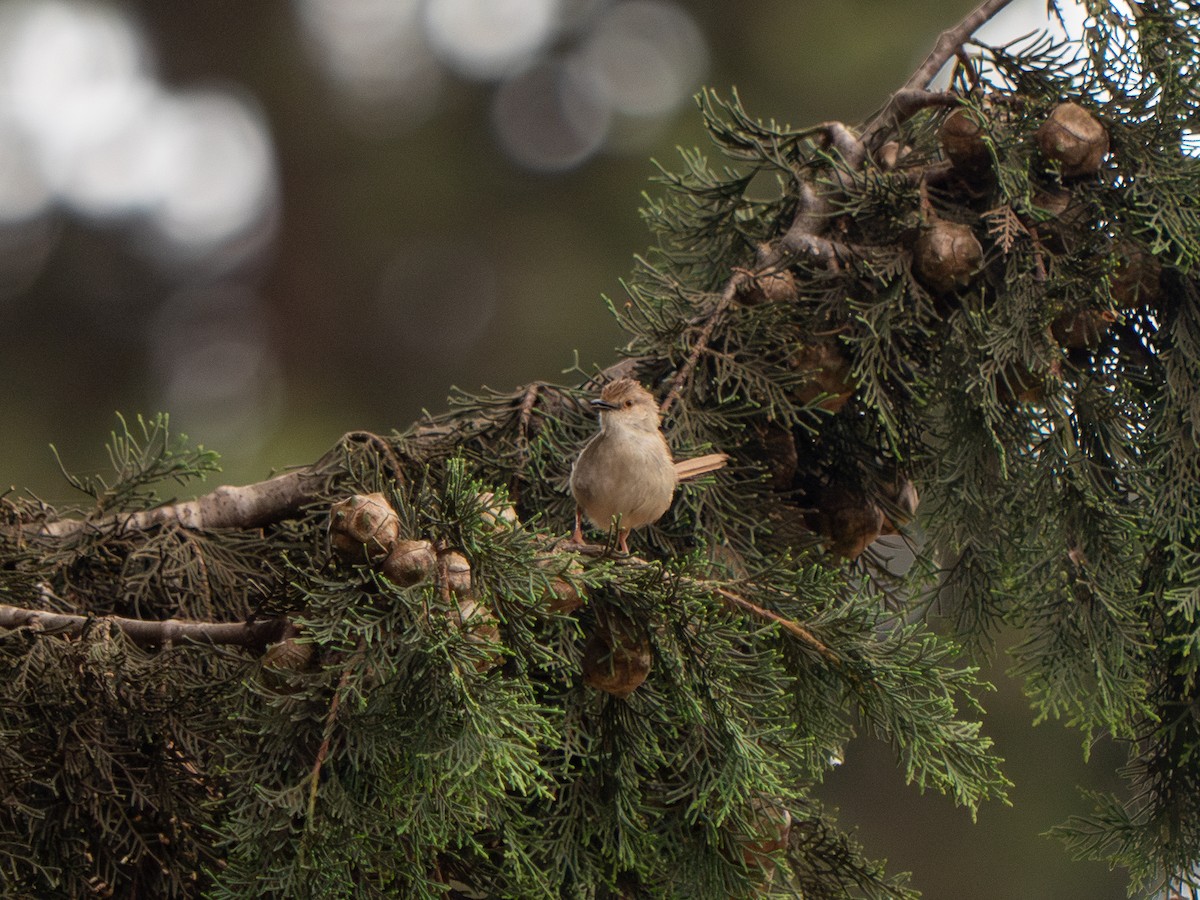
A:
617;528;630;555
571;508;585;544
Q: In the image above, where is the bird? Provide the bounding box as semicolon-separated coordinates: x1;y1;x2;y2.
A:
569;378;728;553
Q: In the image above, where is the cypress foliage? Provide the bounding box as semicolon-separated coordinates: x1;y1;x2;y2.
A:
2;2;1200;896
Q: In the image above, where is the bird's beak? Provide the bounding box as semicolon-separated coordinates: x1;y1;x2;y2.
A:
590;399;617;410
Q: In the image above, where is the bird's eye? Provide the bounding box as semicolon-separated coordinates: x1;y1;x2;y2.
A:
624;399;633;407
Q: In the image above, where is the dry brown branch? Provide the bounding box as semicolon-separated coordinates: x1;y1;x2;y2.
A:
343;430;406;486
307;640;367;826
713;587;838;665
543;541;836;663
659;277;744;415
516;382;542;448
659;165;849;416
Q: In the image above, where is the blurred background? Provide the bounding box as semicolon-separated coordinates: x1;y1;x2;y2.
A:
0;0;1132;895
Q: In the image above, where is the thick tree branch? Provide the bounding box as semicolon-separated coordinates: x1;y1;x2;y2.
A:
32;469;328;539
0;603;290;650
20;431;402;538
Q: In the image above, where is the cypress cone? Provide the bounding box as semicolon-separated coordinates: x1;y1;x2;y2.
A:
940;107;989;170
1036;101;1108;177
913;220;983;294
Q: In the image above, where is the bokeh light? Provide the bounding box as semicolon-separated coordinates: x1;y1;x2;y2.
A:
578;0;707;119
294;0;443;128
423;0;560;81
489;0;707;168
294;0;708;170
0;0;278;268
0;125;50;224
137;90;278;258
490;57;611;171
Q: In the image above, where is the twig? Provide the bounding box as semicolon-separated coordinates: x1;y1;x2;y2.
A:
306;640;366;828
0;603;290;650
543;541;837;665
659;163;851;416
344;430;406;487
516;382;542;448
861;0;1017;150
713;587;838;665
659;278;743;415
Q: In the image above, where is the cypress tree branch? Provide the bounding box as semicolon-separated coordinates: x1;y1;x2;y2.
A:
660;278;744;414
8;4;1199;892
33;469;328;538
0;603;290;650
660;157;855;415
554;541;836;662
713;586;838;664
306;640;366;828
861;0;1017;149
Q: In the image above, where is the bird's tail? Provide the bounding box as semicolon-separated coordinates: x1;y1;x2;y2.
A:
673;452;729;481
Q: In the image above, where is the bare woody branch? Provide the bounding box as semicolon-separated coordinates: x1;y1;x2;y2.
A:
33;469;329;539
861;0;1017;149
0;603;290;651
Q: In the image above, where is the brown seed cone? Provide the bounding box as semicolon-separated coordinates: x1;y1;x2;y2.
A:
790;341;855;412
329;492;400;564
737;799;793;874
999;366;1043;404
477;491;519;531
1110;243;1161;309
996;358;1062;405
545;576;585;615
582;620;651;699
913;221;983;295
1036;102;1108;178
263;635;316;673
449;594;503;672
737;267;798;306
1029;188;1088;254
940;108;989;170
534;557;586;614
381;539;437;587
262;625;316;691
440;550;473;597
753;422;798;491
1051;308;1117;349
815;486;884;560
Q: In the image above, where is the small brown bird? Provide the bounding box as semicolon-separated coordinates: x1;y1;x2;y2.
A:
570;378;727;553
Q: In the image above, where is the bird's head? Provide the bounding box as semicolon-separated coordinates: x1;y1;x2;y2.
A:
590;378;660;433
